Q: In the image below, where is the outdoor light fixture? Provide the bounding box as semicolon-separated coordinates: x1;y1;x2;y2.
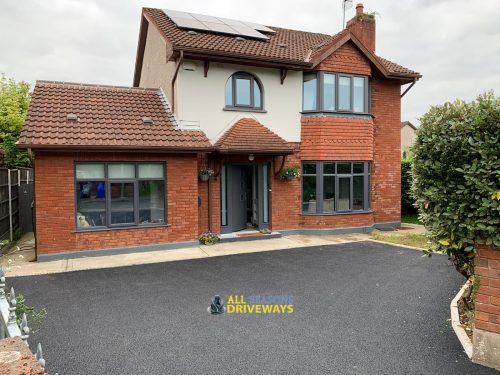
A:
248;154;255;161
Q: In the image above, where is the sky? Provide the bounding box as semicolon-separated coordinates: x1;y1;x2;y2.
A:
1;0;499;124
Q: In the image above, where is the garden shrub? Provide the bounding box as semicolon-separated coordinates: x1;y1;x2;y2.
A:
412;92;500;279
401;159;416;215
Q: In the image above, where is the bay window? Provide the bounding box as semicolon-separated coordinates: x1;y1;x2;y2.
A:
302;72;369;114
75;162;166;230
302;73;318;111
301;161;370;214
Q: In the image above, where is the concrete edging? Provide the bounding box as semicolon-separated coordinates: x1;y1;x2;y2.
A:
37;240;200;262
366;239;429;252
36;222;400;262
450;280;473;358
280;221;400;236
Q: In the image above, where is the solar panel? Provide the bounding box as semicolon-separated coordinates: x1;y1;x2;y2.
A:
244;21;276;34
170;17;209;31
204;22;240;35
191;13;222;23
163;9;274;40
229;24;269;39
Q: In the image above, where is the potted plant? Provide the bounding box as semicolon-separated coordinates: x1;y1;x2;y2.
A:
198;168;214;182
279;166;300;181
199;232;220;245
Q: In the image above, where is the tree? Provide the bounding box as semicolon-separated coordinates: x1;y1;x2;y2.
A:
412;92;500;279
0;75;31;167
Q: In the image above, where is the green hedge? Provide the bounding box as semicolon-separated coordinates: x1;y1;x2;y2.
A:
412;93;500;278
401;159;416;215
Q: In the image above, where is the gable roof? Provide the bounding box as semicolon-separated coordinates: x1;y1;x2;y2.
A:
18;81;212;151
134;8;421;85
214;118;294;154
401;121;417;131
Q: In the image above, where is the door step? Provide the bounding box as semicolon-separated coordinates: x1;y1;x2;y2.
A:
219;231;282;243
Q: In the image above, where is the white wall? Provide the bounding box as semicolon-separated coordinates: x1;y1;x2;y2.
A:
176;60;302;142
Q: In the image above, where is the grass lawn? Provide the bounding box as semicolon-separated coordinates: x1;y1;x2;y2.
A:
401;214;422;224
370;232;432;250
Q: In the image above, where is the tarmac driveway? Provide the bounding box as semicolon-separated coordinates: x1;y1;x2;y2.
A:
12;241;497;374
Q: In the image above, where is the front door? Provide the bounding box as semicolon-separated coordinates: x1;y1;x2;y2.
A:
230;165;248;232
221;163;270;234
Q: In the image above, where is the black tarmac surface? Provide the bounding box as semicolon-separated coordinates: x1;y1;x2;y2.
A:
12;241;497;374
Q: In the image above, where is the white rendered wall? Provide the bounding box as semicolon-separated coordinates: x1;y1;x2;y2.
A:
176;60;302;142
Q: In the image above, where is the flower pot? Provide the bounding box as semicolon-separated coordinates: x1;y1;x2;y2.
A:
199;174;210;182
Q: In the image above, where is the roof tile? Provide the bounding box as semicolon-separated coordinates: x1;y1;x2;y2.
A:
144;8;419;77
214;118;294;154
18;81;212;150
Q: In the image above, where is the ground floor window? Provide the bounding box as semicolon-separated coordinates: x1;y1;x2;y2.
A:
75;162;166;229
302;161;370;214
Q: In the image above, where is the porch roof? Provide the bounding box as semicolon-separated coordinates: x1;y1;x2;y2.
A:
214;118;294;155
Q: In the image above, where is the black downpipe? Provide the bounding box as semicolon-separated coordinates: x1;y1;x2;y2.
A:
208;155;212;232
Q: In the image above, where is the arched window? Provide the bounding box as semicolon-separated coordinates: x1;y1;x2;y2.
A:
225;72;263;110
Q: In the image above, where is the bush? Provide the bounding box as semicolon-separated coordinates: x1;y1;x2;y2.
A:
401;159;417;215
2;134;31;168
412;92;500;279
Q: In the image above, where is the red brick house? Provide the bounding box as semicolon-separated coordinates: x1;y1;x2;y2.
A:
18;4;421;259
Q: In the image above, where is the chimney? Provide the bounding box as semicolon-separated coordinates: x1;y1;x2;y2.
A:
346;3;376;52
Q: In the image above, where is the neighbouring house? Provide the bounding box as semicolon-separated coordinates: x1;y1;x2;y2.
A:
18;3;421;259
401;121;417;158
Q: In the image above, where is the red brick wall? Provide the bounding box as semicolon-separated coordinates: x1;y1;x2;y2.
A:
317;41;372;76
197;153;209;235
271;150;301;230
475;244;500;335
299;213;373;228
371;78;402;224
34;151;199;255
346;18;376;52
301;117;374;160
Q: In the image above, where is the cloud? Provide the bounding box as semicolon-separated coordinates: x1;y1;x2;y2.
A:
1;0;499;123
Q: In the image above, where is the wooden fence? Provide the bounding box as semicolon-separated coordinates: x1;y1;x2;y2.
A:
0;168;34;242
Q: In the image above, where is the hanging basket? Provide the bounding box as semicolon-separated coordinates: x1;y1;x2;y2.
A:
279;166;300;181
198;168;214;182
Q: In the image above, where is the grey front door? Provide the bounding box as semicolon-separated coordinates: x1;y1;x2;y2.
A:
230;165;248;232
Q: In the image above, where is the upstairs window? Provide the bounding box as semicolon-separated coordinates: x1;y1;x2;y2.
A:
225;72;263;110
302;72;369;114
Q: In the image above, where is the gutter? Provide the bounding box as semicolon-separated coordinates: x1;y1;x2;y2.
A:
16;144;214;153
172;48;311;70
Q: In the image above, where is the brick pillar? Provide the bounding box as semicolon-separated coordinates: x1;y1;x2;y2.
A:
0;337;47;374
472;244;500;370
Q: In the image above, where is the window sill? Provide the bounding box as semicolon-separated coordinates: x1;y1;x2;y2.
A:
301;210;373;216
73;223;171;233
223;107;267;113
301;111;373;119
